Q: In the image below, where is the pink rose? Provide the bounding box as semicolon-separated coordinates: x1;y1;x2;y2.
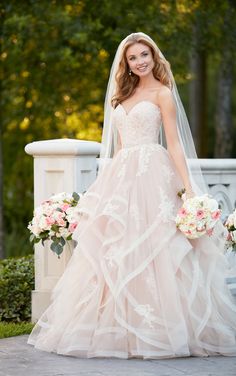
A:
57;218;66;227
46;216;55;226
178;208;187;218
211;210;220;220
55;212;66;227
69;223;77;233
227;232;232;241
61;203;70;212
196;209;204;220
206;228;213;236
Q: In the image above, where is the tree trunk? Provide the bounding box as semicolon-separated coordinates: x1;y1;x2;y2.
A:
189;40;208;157
214;47;233;157
0;130;4;259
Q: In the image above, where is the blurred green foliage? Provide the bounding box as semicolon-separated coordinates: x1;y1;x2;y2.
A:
0;254;34;322
1;0;235;257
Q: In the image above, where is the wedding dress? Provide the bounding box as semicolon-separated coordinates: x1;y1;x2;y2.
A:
27;100;236;359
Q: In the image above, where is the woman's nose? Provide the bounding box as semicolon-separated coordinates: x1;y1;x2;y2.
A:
136;57;145;66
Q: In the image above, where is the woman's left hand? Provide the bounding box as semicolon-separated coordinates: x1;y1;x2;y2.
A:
185;188;195;199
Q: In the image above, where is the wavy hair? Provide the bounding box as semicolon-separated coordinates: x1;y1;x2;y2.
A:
112;33;172;108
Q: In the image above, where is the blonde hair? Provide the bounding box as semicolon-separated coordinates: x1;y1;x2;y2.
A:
112;34;172;108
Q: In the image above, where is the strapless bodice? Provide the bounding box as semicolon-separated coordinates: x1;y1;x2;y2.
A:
113;100;162;148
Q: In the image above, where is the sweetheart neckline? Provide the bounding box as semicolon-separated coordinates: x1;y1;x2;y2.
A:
118;100;161;116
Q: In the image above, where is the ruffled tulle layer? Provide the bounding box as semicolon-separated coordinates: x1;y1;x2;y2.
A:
27;144;236;359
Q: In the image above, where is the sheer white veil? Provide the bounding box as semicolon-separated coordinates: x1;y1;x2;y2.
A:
99;31;227;251
99;32;207;195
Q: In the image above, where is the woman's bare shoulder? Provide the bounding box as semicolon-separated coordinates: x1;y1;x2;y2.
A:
156;85;174;107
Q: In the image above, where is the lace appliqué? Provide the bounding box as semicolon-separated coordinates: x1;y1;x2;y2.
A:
134;304;157;328
113;102;162;148
161;164;174;183
136;145;156;177
103;201;119;215
146;273;159;304
103;247;121;267
116;148;130;179
130;203;143;230
158;187;175;223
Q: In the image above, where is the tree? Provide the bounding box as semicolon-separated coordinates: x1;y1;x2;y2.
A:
214;1;236;157
1;0;235;257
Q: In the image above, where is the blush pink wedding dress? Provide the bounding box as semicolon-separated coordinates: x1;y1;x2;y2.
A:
27;101;236;359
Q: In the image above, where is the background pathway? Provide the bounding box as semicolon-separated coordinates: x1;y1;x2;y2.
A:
0;335;236;376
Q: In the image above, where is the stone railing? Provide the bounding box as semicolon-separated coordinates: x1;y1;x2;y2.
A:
25;139;236;320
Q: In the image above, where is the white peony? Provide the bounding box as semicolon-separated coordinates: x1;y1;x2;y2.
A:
59;227;70;238
50;192;72;202
38;216;50;231
28;223;41;236
207;198;219;212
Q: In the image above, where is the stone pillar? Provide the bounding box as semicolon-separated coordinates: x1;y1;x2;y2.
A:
25;138;100;321
200;159;236;219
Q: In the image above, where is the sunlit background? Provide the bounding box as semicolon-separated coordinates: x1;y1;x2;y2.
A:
1;0;236;258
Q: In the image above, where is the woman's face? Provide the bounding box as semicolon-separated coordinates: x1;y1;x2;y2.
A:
126;42;154;77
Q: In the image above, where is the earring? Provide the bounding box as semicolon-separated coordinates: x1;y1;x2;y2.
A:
129;69;132;76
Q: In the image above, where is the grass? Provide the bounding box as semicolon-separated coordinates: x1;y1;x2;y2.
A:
0;321;35;339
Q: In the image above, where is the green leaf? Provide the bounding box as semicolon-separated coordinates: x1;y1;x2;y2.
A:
72;192;80;202
50;242;63;257
51;224;59;232
60;237;66;246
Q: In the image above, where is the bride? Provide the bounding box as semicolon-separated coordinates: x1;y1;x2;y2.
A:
27;32;236;359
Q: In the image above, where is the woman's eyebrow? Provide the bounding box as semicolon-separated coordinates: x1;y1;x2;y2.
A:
127;49;149;58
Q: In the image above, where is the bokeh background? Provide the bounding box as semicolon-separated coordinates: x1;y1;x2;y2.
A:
1;0;236;259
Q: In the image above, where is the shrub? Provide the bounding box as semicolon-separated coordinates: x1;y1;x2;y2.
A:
0;254;34;322
0;321;35;339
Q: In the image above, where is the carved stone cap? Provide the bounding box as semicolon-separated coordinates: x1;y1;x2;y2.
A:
199;158;236;172
25;138;101;157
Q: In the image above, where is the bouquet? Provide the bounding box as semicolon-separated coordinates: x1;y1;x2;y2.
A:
224;209;236;252
175;191;221;239
28;192;82;257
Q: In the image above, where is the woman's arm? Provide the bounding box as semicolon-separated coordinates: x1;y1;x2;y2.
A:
158;87;194;198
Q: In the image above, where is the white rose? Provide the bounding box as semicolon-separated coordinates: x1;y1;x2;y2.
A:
226;214;233;226
207;198;219;212
42;203;54;216
38;216;49;231
28;223;41;236
34;205;44;217
52;210;65;221
179;225;191;232
231;230;236;243
59;227;70;238
51;192;72;202
66;207;81;223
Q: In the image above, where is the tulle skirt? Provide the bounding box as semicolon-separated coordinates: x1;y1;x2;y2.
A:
27;144;236;359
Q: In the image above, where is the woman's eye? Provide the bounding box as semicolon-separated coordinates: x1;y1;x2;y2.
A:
142;52;148;57
129;57;135;61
